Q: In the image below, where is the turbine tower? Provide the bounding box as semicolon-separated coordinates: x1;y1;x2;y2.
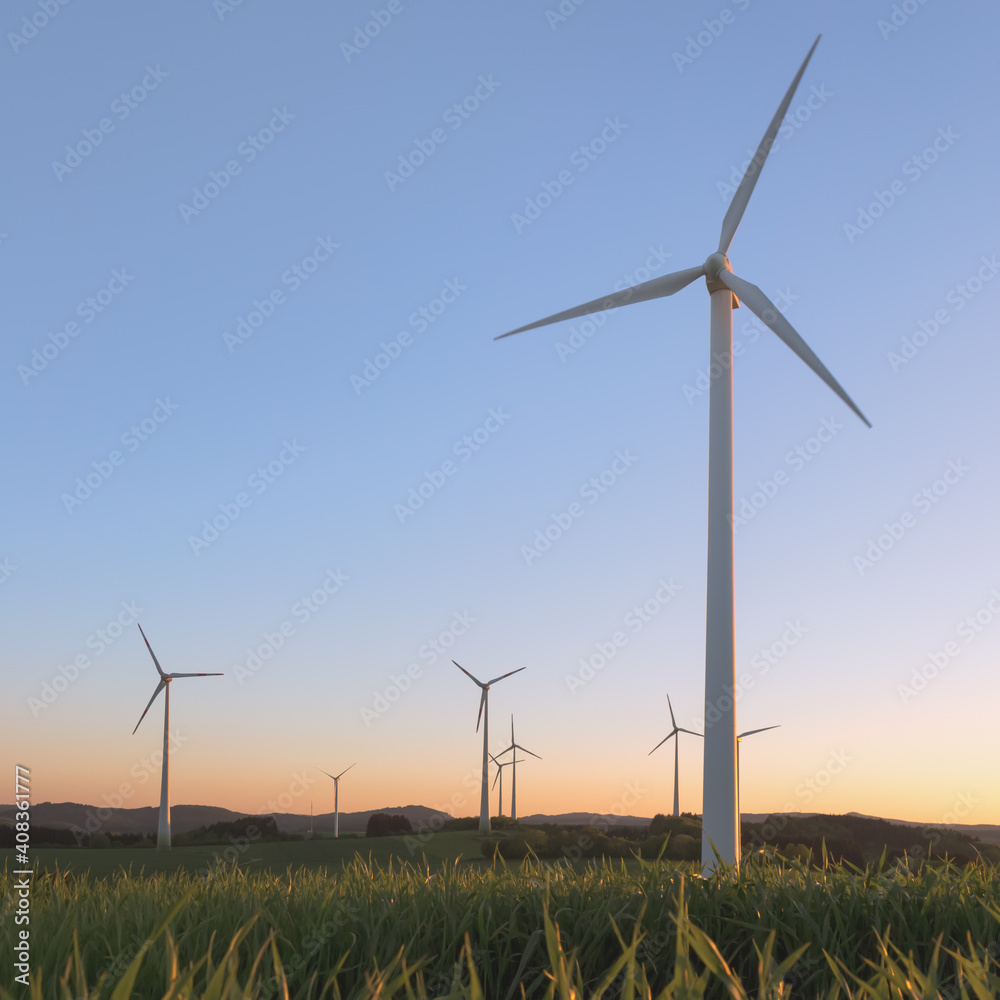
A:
132;624;223;851
318;763;355;839
453;661;525;834
494;36;869;871
494;715;541;821
736;725;780;825
648;695;703;817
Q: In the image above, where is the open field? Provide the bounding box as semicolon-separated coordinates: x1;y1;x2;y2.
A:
14;831;486;879
4;846;999;999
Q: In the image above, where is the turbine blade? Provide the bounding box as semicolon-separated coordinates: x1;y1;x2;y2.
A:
132;680;166;734
492;769;501;790
318;768;337;781
495;266;705;340
167;672;224;678
718;35;821;254
666;694;678;730
486;666;526;686
511;714;515;743
513;743;542;760
476;689;486;732
648;730;678;755
718;270;871;427
137;624;166;678
336;763;356;780
677;727;704;738
737;725;781;739
453;660;485;688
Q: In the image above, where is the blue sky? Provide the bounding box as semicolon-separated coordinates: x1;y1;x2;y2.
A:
3;0;999;826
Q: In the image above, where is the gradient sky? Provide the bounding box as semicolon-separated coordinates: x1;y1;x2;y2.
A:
3;0;998;829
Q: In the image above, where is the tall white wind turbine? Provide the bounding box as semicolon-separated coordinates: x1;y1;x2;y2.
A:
318;763;355;839
648;695;703;817
494;36;869;870
132;624;223;851
453;661;525;834
494;715;541;822
736;725;780;824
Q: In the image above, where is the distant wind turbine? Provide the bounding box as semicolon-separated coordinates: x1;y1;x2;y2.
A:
318;763;355;839
490;752;525;818
494;36;869;870
453;661;525;834
493;715;541;821
648;695;703;817
736;725;780;824
132;624;223;851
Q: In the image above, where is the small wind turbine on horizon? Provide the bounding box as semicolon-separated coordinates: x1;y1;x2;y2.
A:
132;624;223;852
736;725;780;823
648;695;703;817
453;661;525;834
494;715;541;822
318;763;355;839
493;35;870;871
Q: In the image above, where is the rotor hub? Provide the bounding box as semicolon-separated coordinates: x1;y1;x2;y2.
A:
704;252;736;299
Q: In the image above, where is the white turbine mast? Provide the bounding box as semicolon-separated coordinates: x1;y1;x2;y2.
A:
493;715;541;822
318;763;355;839
648;694;703;817
132;623;223;851
489;752;525;818
495;36;869;871
453;661;525;834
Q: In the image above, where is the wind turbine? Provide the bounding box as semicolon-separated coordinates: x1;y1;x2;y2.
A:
318;763;355;839
132;624;223;851
489;752;525;818
494;36;869;871
648;695;703;817
453;661;525;833
736;725;780;827
493;715;541;821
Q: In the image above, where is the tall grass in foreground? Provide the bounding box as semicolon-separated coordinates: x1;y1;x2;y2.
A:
2;854;999;999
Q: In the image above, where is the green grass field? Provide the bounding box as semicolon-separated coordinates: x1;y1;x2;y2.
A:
20;831;486;878
5;841;1000;999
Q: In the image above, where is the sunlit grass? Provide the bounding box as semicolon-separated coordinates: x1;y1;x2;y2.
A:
2;852;998;998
